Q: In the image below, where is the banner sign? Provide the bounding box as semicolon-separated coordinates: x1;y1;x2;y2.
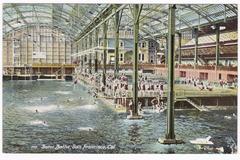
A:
32;52;46;59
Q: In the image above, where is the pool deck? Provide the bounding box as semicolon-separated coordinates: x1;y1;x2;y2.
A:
78;74;237;98
77;74;237;111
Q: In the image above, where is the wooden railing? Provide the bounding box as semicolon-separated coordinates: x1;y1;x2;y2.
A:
97;64;237;71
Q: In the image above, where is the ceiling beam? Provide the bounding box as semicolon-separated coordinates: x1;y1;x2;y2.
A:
75;4;127;43
182;4;214;24
32;5;40;25
11;4;28;25
3;19;16;29
225;4;237;15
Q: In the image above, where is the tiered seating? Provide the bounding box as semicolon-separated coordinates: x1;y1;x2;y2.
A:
183;31;237;46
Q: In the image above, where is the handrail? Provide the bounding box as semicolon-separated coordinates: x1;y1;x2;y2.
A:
96;63;237;71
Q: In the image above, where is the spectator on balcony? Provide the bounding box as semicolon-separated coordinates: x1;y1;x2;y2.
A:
159;83;164;99
193;80;197;87
219;79;224;87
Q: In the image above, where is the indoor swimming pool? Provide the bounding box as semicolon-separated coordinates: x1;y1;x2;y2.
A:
2;80;237;153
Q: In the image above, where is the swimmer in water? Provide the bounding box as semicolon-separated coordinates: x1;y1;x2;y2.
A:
74;79;77;84
35;109;38;113
40;97;43;101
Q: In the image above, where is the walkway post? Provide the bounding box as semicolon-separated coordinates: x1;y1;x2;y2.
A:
159;4;184;144
128;4;143;119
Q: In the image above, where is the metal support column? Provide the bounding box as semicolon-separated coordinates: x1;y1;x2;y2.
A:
89;53;92;74
114;5;122;78
89;32;93;74
128;4;143;120
76;43;79;65
85;36;88;50
51;29;54;77
84;55;87;73
70;43;73;64
215;25;220;67
81;55;84;72
194;28;198;68
94;28;99;73
26;26;28;64
164;36;168;65
159;5;184;144
58;31;60;63
102;21;108;86
64;40;67;64
178;33;182;65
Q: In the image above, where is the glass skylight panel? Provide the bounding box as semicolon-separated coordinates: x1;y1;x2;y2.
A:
63;4;73;13
18;5;33;12
38;17;52;23
35;6;52;13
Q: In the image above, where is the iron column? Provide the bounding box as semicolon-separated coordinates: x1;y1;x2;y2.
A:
166;4;176;140
114;5;121;78
89;32;93;74
215;25;220;67
128;4;143;119
164;36;168;65
159;5;184;144
178;33;182;65
102;21;108;86
81;55;83;72
194;28;198;68
89;53;92;74
95;28;99;73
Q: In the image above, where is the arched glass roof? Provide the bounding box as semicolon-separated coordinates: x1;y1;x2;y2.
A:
3;4;238;41
3;4;109;39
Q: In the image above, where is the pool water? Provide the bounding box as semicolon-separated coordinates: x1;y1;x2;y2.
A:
2;81;237;153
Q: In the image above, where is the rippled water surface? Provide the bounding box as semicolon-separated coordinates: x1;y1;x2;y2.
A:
3;81;237;153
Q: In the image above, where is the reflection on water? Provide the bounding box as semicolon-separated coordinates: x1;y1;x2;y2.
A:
127;124;142;153
3;81;237;153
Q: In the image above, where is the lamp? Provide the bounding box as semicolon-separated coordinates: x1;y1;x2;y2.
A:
219;26;226;31
210;25;216;30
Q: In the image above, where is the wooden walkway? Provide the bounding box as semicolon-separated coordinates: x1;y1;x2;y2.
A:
77;74;237;111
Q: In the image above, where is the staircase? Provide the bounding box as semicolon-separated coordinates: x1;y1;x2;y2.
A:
185;98;208;111
176;98;208;111
160;57;165;64
54;65;65;79
197;56;207;65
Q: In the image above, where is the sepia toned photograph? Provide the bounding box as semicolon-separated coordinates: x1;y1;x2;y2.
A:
2;3;238;155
